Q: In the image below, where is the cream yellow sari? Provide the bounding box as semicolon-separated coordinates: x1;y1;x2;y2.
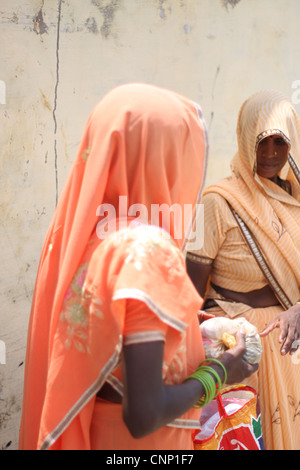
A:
190;90;300;450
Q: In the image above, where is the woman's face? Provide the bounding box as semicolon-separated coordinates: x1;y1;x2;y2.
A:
256;135;289;182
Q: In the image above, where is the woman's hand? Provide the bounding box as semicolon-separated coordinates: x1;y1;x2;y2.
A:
260;304;300;355
197;309;215;324
217;329;259;384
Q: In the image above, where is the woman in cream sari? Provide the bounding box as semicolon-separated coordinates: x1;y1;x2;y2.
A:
187;90;300;450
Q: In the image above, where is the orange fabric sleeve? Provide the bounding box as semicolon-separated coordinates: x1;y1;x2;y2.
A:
123;299;168;342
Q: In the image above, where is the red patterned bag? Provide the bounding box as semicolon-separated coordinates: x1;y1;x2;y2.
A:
194;385;264;450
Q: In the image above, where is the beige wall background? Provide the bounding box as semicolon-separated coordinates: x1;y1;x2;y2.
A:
1;0;300;450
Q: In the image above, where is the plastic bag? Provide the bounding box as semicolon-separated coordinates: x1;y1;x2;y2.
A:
200;316;262;364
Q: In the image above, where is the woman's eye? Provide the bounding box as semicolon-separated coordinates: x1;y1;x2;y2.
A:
274;138;286;146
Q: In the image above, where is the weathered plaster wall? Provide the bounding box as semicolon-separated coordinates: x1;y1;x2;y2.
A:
1;0;300;450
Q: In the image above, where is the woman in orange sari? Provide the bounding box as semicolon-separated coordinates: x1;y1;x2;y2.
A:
187;90;300;450
19;83;256;450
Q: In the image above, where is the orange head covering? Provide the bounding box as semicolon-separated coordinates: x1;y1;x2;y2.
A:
19;83;209;449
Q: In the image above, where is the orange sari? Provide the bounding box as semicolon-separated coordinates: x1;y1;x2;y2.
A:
19;83;209;450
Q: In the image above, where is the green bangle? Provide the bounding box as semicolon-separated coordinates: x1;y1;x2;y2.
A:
198;366;222;396
189;369;217;408
185;358;227;408
199;358;228;385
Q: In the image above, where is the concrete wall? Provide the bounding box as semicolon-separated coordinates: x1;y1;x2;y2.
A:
1;0;300;450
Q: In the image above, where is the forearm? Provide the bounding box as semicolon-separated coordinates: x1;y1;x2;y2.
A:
162;360;226;424
123;358;225;439
122;334;255;439
123;381;203;439
159;365;224;426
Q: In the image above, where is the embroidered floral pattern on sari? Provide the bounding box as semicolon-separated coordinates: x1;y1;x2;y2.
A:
272;395;300;425
59;225;185;356
99;224;186;282
163;338;186;385
81;147;90;163
60;262;104;353
123;225;185;282
271;210;286;240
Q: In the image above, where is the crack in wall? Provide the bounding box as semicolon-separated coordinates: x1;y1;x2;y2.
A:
208;65;220;133
53;0;62;206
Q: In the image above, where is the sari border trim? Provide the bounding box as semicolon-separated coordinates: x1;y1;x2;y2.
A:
113;288;188;332
167;418;201;430
255;129;291;151
186;252;213;265
39;337;123;450
106;374;124;396
124;331;166;346
288;153;300;185
229;205;293;310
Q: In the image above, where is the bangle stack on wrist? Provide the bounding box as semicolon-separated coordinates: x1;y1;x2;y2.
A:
186;358;227;408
